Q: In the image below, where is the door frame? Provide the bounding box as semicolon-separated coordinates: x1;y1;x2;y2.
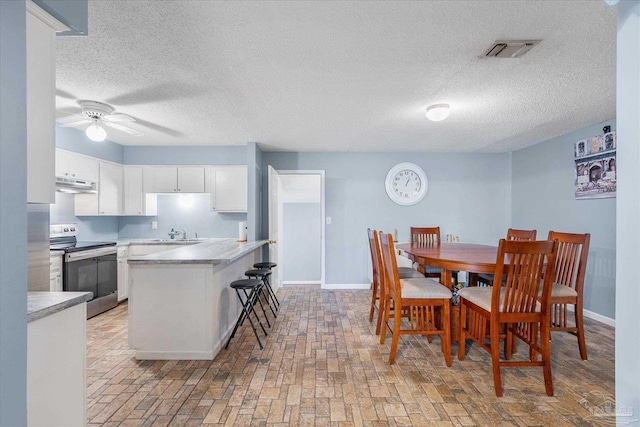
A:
276;169;326;288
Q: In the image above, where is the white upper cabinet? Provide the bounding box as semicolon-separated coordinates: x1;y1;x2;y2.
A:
26;3;67;203
56;148;99;183
207;166;248;212
146;167;205;193
98;162;123;215
75;161;122;216
123;166;157;216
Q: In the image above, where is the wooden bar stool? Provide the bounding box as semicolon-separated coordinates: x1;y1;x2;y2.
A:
245;269;277;319
225;279;268;350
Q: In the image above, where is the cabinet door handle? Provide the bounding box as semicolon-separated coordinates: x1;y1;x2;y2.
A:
174;189;177;192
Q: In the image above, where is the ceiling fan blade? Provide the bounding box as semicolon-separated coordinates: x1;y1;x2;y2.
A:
103;121;144;136
103;114;135;123
59;118;92;128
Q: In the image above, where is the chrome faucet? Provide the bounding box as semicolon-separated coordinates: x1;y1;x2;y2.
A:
168;229;186;239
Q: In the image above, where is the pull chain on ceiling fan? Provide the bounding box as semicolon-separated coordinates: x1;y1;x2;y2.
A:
60;100;144;142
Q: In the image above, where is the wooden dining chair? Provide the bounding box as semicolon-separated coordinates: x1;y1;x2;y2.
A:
545;231;591;360
378;231;452;366
368;229;422;335
458;239;558;396
472;228;537;287
410;227;445;278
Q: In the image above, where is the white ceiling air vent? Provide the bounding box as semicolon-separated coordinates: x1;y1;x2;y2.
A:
483;40;541;58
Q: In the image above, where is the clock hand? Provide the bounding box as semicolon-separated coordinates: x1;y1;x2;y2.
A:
405;178;410;186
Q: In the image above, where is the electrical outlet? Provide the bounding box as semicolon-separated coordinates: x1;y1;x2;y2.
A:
326;217;332;225
151;221;158;230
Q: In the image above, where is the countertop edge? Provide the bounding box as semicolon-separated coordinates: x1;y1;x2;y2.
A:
128;240;268;265
28;292;93;323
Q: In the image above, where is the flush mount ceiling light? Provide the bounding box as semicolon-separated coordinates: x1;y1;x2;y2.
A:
426;103;450;122
85;119;107;142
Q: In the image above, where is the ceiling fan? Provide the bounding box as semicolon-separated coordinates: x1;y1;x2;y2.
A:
59;100;143;142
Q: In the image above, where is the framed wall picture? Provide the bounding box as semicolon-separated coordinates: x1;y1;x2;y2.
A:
574;131;616;199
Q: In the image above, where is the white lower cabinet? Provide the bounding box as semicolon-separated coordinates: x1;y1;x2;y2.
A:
207;166;248;212
117;246;129;302
49;253;62;292
28;303;87;427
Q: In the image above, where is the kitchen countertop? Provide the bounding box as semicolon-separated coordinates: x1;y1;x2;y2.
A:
28;292;93;323
128;238;267;265
116;238;213;246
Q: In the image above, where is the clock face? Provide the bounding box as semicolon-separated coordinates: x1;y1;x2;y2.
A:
385;163;428;205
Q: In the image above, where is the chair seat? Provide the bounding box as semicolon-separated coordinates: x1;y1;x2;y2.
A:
254;262;277;269
246;269;271;277
230;279;262;289
398;267;424;279
400;278;452;299
539;282;578;299
458;287;541;313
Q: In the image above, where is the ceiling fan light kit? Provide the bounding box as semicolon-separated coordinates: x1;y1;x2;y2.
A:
426;103;450;122
60;100;144;142
86;119;107;142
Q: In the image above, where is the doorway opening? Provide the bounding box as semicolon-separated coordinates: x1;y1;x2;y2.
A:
268;168;325;289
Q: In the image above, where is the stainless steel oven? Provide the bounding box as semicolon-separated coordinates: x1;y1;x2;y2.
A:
50;224;119;318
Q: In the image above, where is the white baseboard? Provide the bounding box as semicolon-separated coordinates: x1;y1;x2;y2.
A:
282;281;321;286
323;283;370;290
565;305;615;327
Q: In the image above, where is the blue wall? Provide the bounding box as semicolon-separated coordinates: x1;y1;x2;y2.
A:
511;119;616;320
0;2;28;423
282;203;322;282
118;194;246;239
50;192;119;240
56;125;124;163
263;152;512;285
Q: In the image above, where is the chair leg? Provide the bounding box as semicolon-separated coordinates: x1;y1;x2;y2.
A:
540;322;554;396
458;303;466;360
375;288;385;336
388;307;402;365
253;284;271;328
490;321;503;397
441;303;452;367
575;303;588;360
369;281;377;323
380;295;391;344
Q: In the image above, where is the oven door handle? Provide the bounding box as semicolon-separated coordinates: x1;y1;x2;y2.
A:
65;248;117;262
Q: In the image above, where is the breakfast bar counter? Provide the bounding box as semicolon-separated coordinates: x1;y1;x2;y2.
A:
127;239;269;360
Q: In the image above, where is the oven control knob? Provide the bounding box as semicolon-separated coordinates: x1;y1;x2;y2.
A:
64;227;69;232
70;227;75;232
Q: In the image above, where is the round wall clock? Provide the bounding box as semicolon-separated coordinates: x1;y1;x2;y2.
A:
385;162;428;206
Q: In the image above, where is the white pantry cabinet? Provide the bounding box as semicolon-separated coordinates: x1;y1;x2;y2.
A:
145;167;205;193
56;148;99;183
207;166;248;212
75;161;122;216
123;166;157;216
26;3;67;203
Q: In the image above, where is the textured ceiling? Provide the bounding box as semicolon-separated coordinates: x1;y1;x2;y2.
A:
55;1;616;152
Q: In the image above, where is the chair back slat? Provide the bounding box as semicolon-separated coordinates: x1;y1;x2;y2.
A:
507;228;537;241
367;228;383;289
379;231;401;300
548;231;591;293
493;239;557;313
410;227;441;244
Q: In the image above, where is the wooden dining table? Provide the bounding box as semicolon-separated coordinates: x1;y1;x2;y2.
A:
395;242;500;342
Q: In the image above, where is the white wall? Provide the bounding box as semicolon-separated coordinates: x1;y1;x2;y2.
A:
615;0;640;419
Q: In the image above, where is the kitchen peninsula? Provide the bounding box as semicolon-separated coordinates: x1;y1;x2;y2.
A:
127;238;268;360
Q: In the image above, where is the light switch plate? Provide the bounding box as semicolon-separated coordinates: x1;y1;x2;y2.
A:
151;221;158;230
326;217;332;225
